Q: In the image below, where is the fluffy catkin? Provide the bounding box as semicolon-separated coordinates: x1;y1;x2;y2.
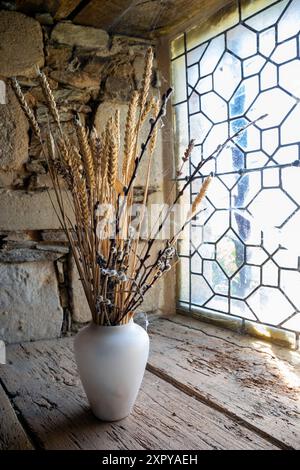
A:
38;70;61;128
140;48;153;113
11;78;41;138
122;91;139;182
75;117;96;192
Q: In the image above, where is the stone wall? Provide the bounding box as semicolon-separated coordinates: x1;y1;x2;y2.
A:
0;10;175;343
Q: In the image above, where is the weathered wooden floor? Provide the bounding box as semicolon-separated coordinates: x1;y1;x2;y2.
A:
0;315;299;450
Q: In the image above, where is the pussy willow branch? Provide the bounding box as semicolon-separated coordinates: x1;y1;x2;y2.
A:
123;113;268;315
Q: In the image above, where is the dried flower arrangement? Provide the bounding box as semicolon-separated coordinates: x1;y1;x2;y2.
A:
11;48;265;327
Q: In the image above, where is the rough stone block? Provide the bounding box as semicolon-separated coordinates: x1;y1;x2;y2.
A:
0;11;44;77
51;22;109;50
0;261;63;343
0;189;74;230
69;257;91;323
0;84;29;171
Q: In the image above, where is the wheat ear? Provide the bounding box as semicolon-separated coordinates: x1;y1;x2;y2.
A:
141;96;156;124
122;91;139;182
189;176;212;218
11;78;41;138
140;47;153;113
108;118;118;187
37;70;61;128
75;116;96;192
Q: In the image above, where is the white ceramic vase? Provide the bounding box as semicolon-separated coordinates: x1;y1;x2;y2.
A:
74;320;149;421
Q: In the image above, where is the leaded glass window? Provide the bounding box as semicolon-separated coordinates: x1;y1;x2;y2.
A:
172;0;300;334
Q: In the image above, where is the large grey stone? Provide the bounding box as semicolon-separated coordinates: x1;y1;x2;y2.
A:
0;189;74;230
0;11;44;77
0;248;66;263
51;22;109;50
0;84;29;171
70;257;91;323
0;261;63;343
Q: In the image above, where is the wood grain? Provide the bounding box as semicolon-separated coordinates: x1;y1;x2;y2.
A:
148;316;300;449
0;382;33;450
1;337;276;450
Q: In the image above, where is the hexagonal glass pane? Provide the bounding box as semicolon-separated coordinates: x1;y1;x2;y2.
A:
189;112;212;144
278;210;300;254
203;122;228;157
231;265;260;299
231;171;261;208
191;252;202;274
187;43;207;66
230;298;257;320
201;92;227;123
199;243;216;260
245;0;289;31
216;144;244;174
216;230;244;277
243;55;266;77
203;260;229;295
199;34;225;76
207;176;229;209
262;128;278;156
262;260;278;286
230;76;259;118
189;91;200;114
281;313;300;333
214;52;241;100
191;274;213;305
248;188;296;228
273;247;299;269
205;295;229;313
280;269;300;310
280;105;300;145
231;210;262;245
196;75;212;94
247;89;295;129
187;64;199;87
263;168;279;187
279;59;300;99
246;151;268;169
203;210;229;243
246;246;268;265
271;38;297;64
231;118;260;152
282;167;300;205
227;24;257;59
260;62;277;90
247;287;294;324
273;145;298;164
259;27;276;57
278;0;300;42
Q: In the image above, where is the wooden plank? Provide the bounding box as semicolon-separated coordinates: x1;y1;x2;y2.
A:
73;0;234;37
1;338;276;450
54;0;85;20
0;382;33;450
148;316;300;449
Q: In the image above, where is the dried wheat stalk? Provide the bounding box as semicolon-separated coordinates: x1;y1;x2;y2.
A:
11;48;265;326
